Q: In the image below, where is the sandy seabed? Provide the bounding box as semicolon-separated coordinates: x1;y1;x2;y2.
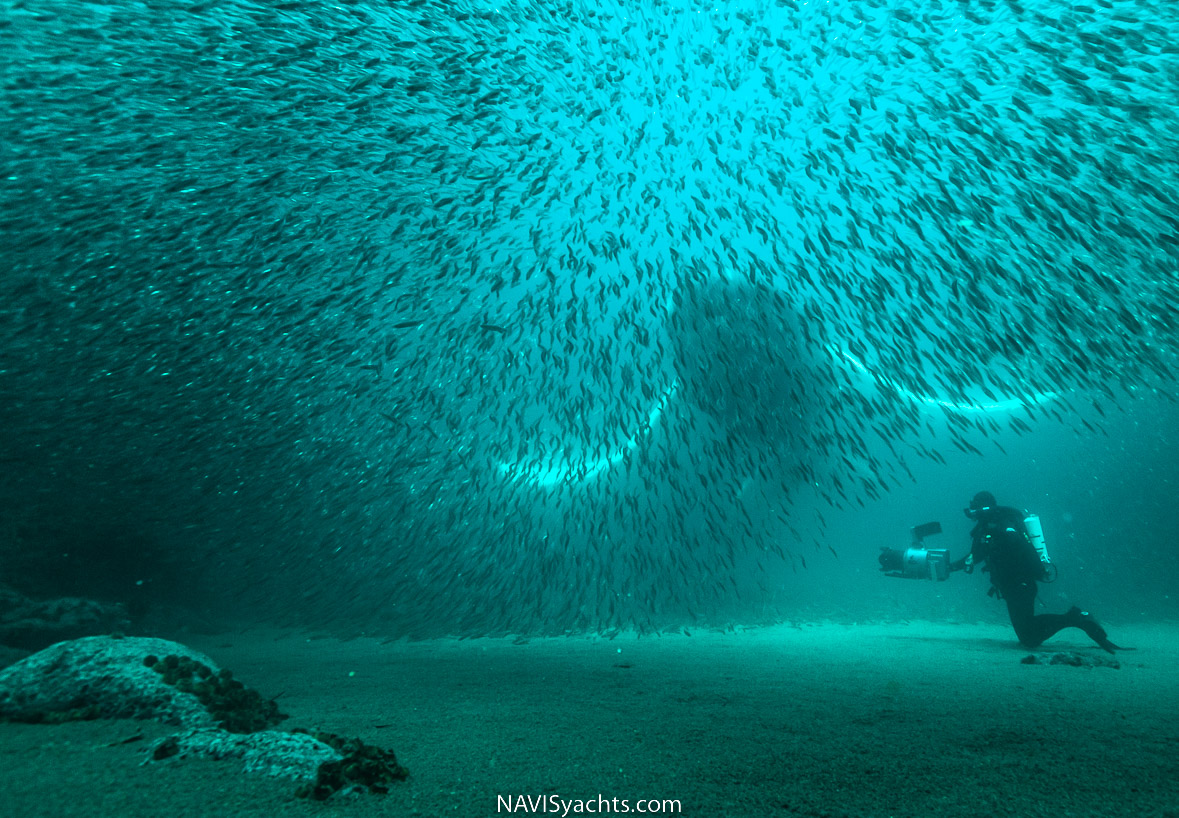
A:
1;620;1176;818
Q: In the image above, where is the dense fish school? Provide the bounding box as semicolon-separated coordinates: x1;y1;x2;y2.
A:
1;0;1176;636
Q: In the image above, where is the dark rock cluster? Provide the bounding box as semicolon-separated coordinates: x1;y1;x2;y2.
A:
1020;651;1121;669
144;653;287;734
291;729;409;800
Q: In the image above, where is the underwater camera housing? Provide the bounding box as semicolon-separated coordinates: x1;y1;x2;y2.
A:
878;521;950;581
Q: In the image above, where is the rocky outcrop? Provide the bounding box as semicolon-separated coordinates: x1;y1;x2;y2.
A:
0;585;130;651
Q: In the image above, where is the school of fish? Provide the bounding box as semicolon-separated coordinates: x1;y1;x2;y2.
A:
1;0;1176;636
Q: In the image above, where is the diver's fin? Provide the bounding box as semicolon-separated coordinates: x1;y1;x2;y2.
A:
1066;607;1131;654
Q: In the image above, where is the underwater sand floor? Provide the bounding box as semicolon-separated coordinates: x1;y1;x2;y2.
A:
1;620;1176;817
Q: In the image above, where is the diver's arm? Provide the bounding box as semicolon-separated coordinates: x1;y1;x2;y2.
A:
951;530;982;573
950;547;975;573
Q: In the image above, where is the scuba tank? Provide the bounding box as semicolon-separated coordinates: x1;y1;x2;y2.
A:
1024;513;1052;578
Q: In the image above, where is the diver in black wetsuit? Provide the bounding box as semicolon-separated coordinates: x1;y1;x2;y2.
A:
952;491;1125;654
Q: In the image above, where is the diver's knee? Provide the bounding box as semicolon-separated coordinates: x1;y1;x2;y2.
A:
1012;624;1041;648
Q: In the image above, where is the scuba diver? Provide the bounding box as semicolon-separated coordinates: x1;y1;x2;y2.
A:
954;491;1125;654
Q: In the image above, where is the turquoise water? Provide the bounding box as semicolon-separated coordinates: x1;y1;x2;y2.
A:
1;0;1176;636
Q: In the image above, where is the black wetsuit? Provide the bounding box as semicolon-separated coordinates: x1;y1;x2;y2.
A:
951;505;1068;648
